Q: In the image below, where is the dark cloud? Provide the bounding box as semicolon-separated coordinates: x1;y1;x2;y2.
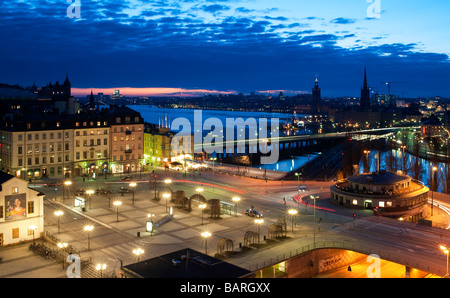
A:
0;0;449;97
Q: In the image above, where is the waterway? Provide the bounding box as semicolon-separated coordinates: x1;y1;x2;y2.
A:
359;149;449;193
130;105;314;172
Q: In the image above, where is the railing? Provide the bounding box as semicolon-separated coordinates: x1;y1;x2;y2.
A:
247;241;446;276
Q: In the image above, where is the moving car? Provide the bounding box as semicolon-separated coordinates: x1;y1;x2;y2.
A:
74;188;85;196
96;188;112;195
244;209;263;218
118;187;130;194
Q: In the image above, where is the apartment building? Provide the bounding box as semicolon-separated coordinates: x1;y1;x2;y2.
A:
143;123;196;168
108;105;145;174
0;105;146;179
72;112;110;177
0;114;74;180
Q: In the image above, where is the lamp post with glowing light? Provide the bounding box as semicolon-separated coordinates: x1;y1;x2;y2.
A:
84;225;94;251
196;187;203;195
432;166;438;216
232;196;240;216
96;263;107;278
201;231;211;254
113;201;122;222
400;145;406;172
29;225;37;244
363;150;370;173
129;182;137;205
86;189;94;210
63;180;72;202
57;242;68;269
211;157;216;191
288;209;298;232
440;245;449;277
133;248;144;262
163;192;171;213
199;203;207;225
295;172;301;193
54;210;64;233
254;218;264;243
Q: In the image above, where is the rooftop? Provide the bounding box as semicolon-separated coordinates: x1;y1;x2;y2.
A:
347;171;410;185
120;248;254;278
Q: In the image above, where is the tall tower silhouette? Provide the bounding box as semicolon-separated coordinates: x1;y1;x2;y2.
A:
360;67;370;110
312;76;321;113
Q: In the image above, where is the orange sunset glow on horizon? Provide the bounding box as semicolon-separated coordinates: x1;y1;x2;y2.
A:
71;87;238;97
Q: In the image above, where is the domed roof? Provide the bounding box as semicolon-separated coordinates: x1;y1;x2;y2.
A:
348;171;410;185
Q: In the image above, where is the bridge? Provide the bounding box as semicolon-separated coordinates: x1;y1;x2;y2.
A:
244;240;446;278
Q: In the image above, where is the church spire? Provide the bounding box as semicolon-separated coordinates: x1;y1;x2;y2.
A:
363;67;368;89
360;67;370;110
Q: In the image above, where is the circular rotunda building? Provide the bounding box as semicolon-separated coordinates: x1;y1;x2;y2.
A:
330;170;429;221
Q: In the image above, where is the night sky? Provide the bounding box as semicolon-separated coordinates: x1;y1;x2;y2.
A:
1;0;449;98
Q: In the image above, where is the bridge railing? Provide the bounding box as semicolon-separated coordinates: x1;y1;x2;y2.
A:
247;240;446;277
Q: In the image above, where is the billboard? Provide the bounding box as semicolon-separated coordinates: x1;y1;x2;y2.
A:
5;193;26;221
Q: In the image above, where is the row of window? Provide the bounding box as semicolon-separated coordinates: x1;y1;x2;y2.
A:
18;155;70;166
17;131;69;141
76;139;108;147
112;153;142;162
18;143;70;154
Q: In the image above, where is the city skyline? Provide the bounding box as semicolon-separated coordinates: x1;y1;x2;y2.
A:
1;0;449;98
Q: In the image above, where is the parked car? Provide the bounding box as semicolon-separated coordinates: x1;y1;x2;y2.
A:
244;209;263;218
118;187;130;194
74;188;85;196
96;188;112;195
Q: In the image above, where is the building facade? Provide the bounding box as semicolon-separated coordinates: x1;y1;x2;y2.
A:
0;115;74;180
0;105;147;179
108;106;145;174
0;172;44;246
330;170;429;221
72;112;110;177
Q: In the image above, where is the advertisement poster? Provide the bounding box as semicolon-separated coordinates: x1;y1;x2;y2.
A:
5;194;26;220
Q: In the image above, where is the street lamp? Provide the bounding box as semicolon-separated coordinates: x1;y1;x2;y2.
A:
363;150;370;173
311;195;319;249
254;218;264;243
432;166;438;216
96;263;107;278
86;189;94;210
163;192;171;213
288;209;298;232
295;172;301;193
63;180;72;202
440;245;449;277
400;145;406;172
201;231;211;254
232;196;240;216
54;210;64;233
199;203;207;224
211;157;217;191
129;182;137;205
57;242;68;269
113;201;122;222
133;248;144;262
29;225;37;244
83;225;94;251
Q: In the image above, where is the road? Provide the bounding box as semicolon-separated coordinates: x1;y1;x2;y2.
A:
20;166;450;277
